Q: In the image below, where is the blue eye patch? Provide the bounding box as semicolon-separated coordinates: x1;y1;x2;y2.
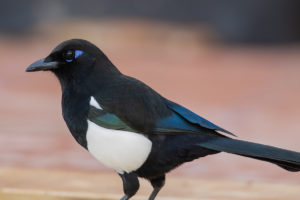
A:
75;50;84;59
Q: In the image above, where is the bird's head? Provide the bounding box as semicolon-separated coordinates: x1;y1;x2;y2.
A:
26;39;120;85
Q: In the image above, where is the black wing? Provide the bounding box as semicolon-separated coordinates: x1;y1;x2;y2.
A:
92;75;233;136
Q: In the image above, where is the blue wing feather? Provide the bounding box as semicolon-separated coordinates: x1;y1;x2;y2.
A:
155;111;201;133
163;99;235;136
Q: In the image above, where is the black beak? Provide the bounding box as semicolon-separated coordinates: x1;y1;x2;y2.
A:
26;58;59;72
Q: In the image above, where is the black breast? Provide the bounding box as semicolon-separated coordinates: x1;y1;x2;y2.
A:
62;87;90;149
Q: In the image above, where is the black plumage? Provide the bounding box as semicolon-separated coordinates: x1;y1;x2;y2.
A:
26;39;300;200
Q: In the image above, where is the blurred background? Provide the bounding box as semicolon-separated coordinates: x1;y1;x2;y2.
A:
1;0;300;186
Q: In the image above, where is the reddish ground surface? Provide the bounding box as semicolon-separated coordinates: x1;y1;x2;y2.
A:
1;22;300;184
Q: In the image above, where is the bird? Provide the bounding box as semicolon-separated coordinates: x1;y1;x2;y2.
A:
26;39;300;200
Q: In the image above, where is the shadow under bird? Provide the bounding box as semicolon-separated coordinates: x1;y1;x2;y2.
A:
26;39;300;200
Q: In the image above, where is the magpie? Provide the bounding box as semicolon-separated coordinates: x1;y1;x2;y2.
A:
26;39;300;200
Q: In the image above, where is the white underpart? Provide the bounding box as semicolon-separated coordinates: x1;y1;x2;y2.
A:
86;97;152;173
90;96;103;109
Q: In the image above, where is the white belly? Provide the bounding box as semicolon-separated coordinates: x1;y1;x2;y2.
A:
86;120;152;173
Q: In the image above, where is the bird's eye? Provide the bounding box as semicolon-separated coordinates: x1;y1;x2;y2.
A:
62;50;84;63
63;50;74;63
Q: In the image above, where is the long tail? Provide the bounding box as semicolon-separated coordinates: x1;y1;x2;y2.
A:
198;137;300;172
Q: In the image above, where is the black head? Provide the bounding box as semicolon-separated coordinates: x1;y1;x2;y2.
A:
26;39;120;85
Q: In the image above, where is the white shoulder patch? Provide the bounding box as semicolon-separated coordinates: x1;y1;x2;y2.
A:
90;96;103;110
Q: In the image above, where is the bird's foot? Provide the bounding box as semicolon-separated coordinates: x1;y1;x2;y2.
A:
148;187;160;200
120;194;130;200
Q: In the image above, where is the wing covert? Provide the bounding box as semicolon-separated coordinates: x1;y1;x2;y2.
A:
88;106;136;132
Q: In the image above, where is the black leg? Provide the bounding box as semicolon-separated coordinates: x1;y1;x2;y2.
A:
148;175;165;200
119;172;140;200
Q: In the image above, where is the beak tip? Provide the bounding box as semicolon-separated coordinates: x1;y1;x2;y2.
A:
25;67;34;72
25;65;39;72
